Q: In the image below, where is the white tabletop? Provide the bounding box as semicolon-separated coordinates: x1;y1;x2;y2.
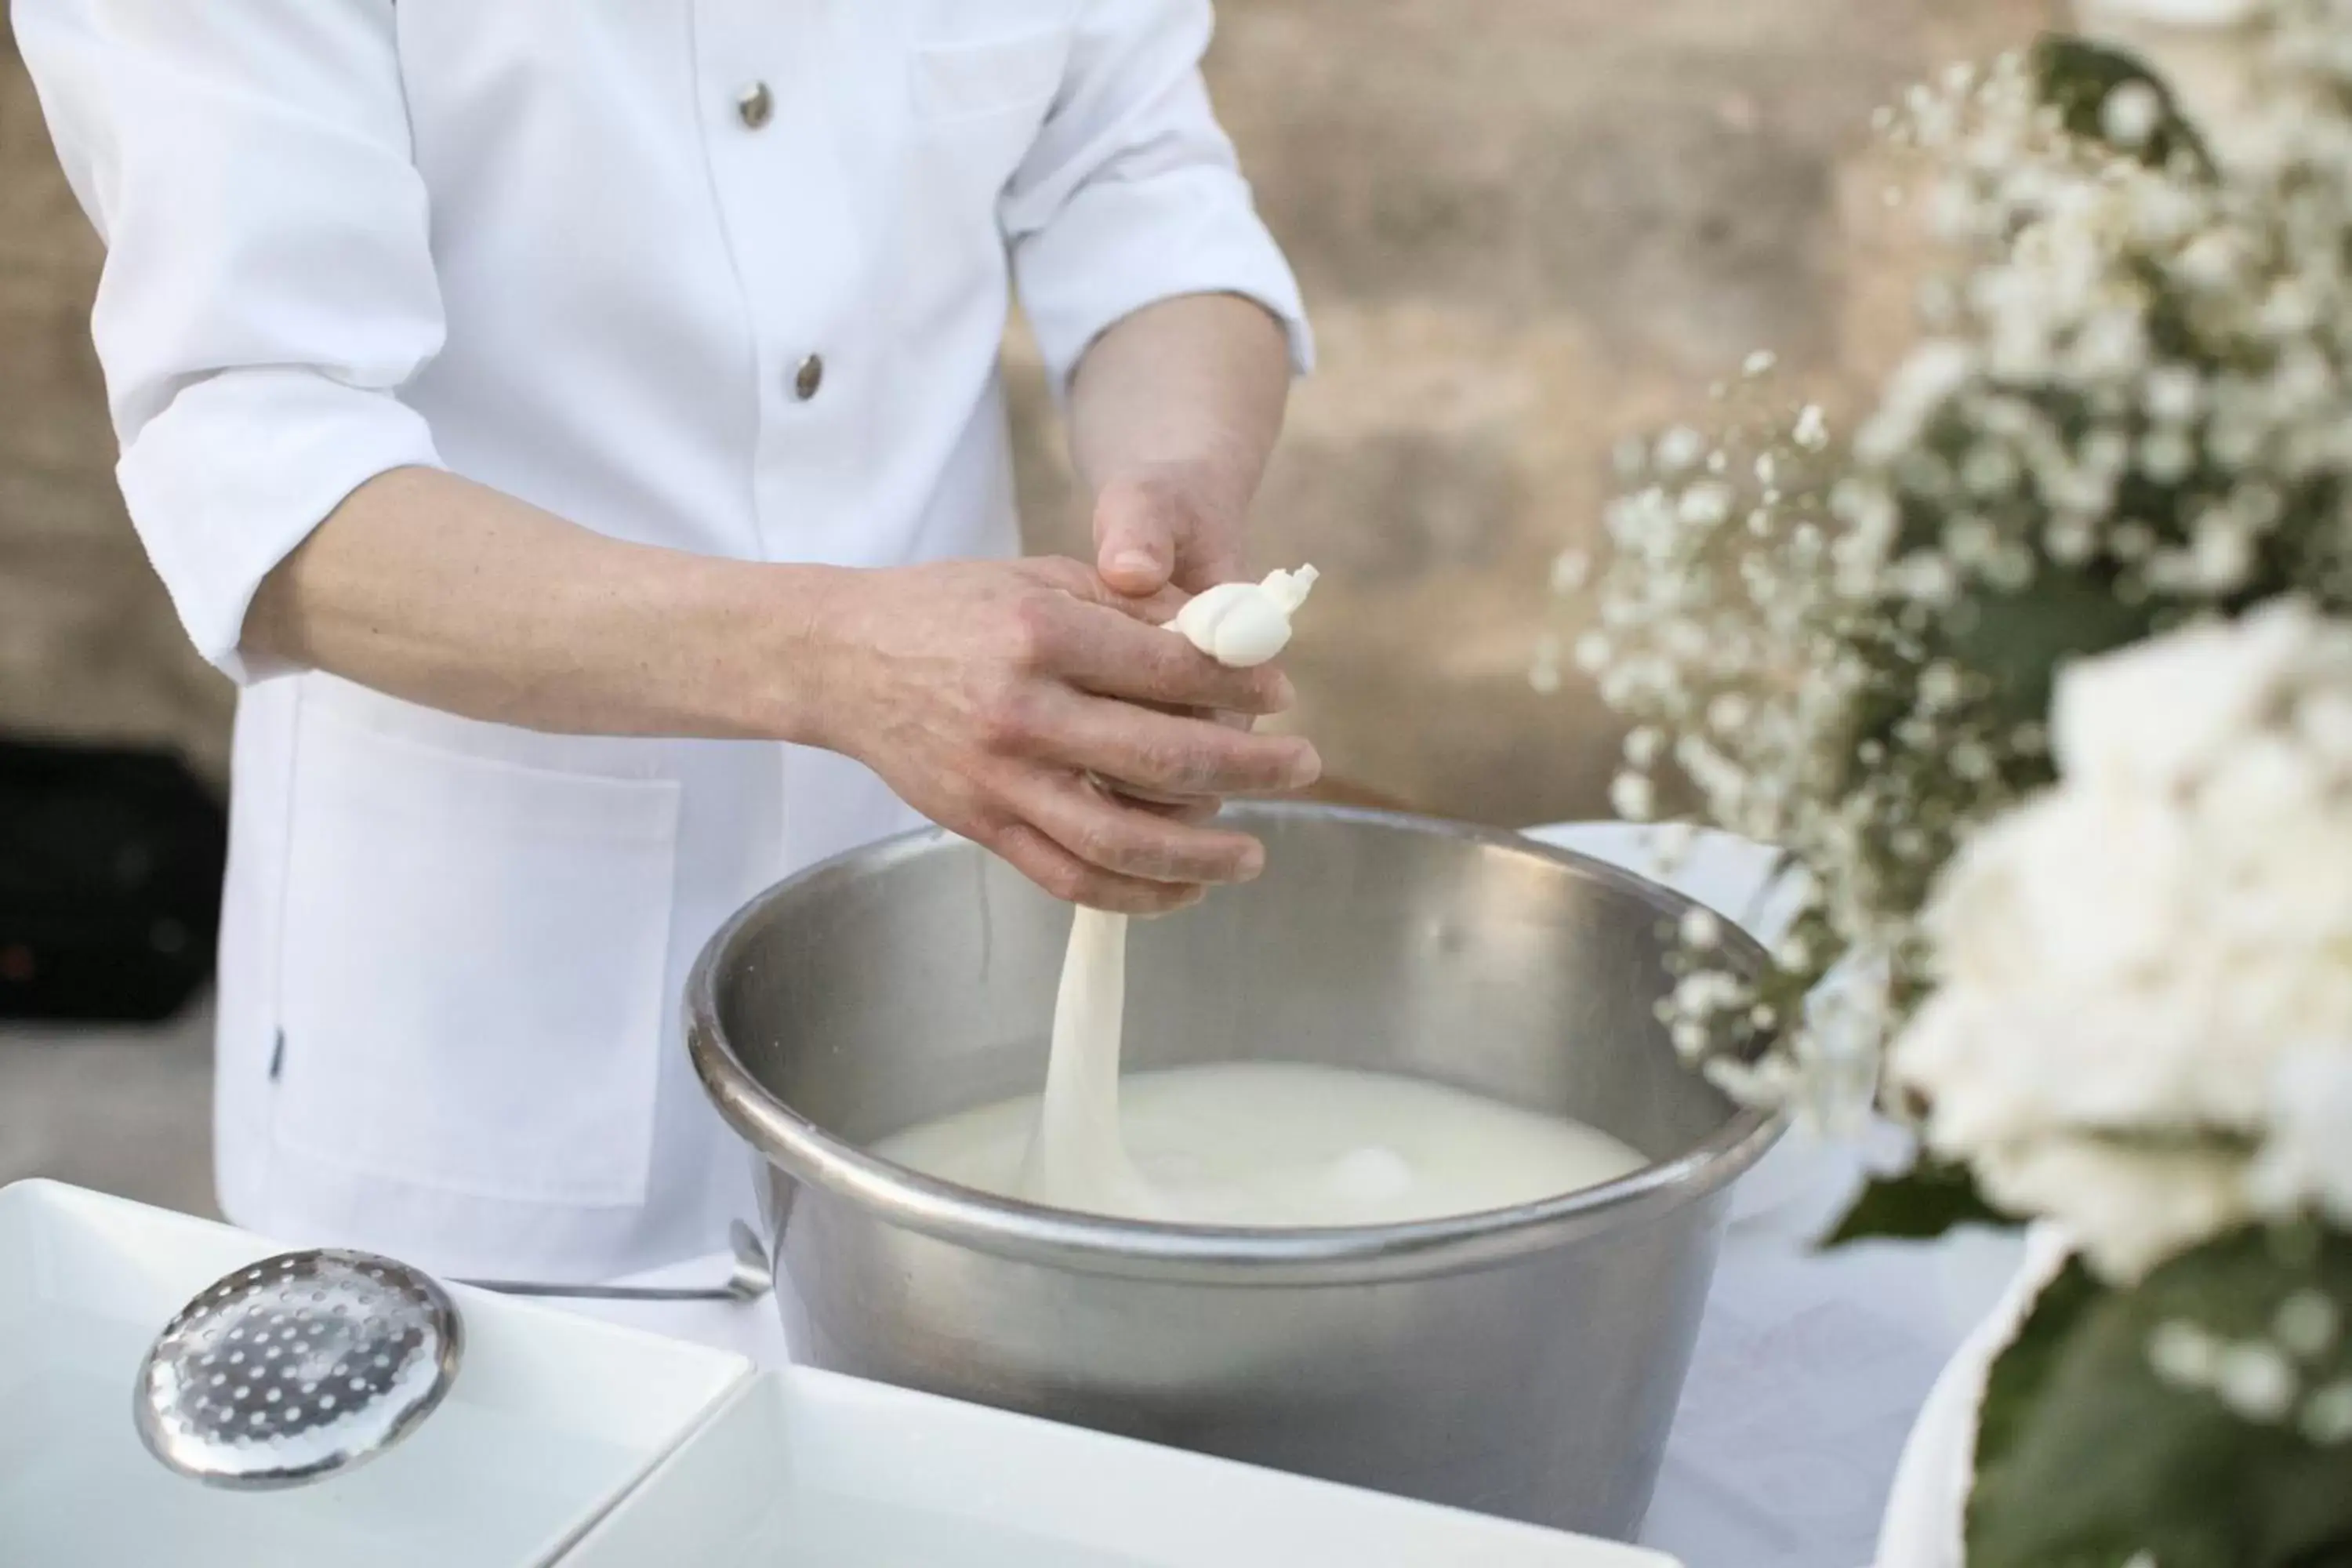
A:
549;822;2023;1568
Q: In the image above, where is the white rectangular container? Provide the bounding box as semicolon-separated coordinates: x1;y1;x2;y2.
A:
0;1180;750;1568
562;1364;1679;1568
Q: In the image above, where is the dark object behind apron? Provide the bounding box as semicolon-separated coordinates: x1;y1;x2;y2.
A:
0;736;226;1022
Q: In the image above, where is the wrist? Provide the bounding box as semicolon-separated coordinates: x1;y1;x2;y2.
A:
691;558;860;748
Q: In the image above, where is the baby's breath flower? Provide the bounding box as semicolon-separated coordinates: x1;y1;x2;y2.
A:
1654;426;1706;474
1962;443;2021;495
1610;772;1656;822
2274;1290;2340;1361
2141;428;2198;485
1648;820;1697;866
2215;1344;2299;1423
1679;482;1736;527
2150;1320;2223;1388
1793;405;1830;450
2102;81;2165;149
2303;1380;2352;1446
2145;365;2203;424
1529;633;1563;695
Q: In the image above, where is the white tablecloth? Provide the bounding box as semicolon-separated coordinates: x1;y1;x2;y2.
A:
545;822;2026;1568
1637;1143;2020;1567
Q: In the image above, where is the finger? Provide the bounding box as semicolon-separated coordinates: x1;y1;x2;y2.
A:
1047;601;1298;714
1092;477;1179;597
1036;691;1319;797
1098;706;1236;810
991;821;1207;916
1103;706;1252;816
1010;772;1268;884
1091;474;1248;600
1021;555;1189;626
1101;782;1223;822
1171;539;1247;599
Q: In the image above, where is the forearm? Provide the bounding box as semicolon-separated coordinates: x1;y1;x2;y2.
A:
234;448;1313;914
1066;292;1291;585
241;466;834;741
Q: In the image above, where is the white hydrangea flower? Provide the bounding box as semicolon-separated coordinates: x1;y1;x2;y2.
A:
2084;0;2259;24
2053;603;2351;793
2249;1042;2352;1225
1891;602;2352;1282
1968;1136;2252;1283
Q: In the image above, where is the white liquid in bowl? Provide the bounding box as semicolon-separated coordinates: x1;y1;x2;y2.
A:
874;1061;1649;1228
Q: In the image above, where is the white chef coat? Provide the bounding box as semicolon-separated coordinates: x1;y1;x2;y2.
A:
15;0;1310;1283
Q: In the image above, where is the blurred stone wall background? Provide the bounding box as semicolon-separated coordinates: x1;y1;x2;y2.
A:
2;0;2051;822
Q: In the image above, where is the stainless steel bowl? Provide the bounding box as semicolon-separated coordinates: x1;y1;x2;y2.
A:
687;804;1780;1540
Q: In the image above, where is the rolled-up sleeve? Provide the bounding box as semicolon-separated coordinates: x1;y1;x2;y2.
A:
1000;0;1312;394
13;0;446;682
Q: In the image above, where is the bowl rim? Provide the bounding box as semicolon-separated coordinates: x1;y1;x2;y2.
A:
685;803;1786;1286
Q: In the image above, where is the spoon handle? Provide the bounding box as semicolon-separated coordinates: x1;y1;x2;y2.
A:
454;1278;760;1303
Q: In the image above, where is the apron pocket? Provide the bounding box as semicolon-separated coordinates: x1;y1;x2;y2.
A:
273;702;681;1209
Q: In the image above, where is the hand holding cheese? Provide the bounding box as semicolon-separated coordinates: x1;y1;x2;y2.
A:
807;557;1321;914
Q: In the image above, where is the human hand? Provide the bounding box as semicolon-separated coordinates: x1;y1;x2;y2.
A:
1090;462;1249;600
1086;462;1281;818
803;557;1320;913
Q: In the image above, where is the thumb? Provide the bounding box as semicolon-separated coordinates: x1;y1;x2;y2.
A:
1092;478;1176;597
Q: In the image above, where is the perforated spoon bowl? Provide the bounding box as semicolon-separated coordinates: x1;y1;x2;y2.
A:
135;1248;462;1490
136;1221;773;1489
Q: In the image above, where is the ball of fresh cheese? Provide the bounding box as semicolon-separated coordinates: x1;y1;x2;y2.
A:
1171;564;1319;668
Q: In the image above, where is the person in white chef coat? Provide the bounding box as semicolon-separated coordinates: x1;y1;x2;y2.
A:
15;1;1318;1289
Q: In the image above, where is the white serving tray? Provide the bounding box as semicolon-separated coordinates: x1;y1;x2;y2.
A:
560;1363;1677;1568
0;1179;750;1568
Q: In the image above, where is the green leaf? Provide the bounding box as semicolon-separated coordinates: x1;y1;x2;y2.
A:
2032;32;2216;177
1939;571;2158;739
1969;1227;2352;1568
1824;1160;2013;1247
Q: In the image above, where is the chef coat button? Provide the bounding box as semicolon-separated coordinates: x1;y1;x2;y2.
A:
793;354;825;401
735;82;775;130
